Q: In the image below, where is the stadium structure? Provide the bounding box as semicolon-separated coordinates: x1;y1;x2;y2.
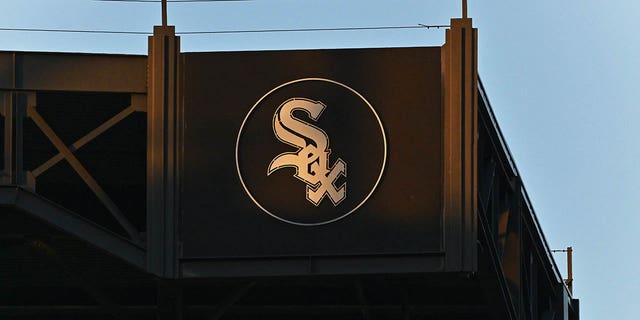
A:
0;8;579;320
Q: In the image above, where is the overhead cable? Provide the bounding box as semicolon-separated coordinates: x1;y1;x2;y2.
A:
94;0;253;3
0;27;149;35
180;25;449;34
0;25;449;36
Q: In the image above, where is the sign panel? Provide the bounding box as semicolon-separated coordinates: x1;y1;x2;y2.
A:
180;47;443;261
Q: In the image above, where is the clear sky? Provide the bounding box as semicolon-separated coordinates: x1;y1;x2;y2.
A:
1;1;638;319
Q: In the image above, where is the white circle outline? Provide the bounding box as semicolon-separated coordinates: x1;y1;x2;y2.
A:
235;78;387;226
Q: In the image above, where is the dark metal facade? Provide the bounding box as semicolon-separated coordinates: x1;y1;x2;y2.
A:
0;19;578;320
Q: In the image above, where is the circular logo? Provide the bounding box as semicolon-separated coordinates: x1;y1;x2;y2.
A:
236;78;386;226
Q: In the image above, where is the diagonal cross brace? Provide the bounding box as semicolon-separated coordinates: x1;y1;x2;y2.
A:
27;105;142;244
31;104;141;177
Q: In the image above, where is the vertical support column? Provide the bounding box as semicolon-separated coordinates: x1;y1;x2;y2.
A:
442;18;478;271
1;92;32;186
2;92;13;184
508;177;523;317
147;25;181;278
529;251;539;320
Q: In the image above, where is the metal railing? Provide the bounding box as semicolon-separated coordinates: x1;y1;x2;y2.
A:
478;77;565;288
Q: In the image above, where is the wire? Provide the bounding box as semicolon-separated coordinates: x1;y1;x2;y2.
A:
0;27;150;35
180;25;449;34
0;25;449;36
94;0;252;2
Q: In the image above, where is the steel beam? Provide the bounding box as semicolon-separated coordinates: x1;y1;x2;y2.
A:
479;154;497;214
0;51;146;93
1;92;30;186
180;252;445;278
503;177;522;317
0;186;145;269
191;305;491;316
0;305;489;317
478;84;517;178
478;205;518;320
1;92;12;184
0;306;155;316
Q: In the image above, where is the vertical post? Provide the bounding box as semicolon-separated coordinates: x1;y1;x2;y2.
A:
162;0;168;27
512;178;523;317
462;0;468;19
2;93;14;184
147;24;181;278
566;246;573;294
2;92;32;186
442;16;478;272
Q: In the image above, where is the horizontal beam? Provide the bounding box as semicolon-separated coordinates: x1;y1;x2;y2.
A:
0;186;145;270
196;305;490;316
181;252;445;278
0;306;155;316
0;305;489;316
0;51;147;93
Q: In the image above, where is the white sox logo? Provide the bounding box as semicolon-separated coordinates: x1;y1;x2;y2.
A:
268;98;347;206
236;78;386;226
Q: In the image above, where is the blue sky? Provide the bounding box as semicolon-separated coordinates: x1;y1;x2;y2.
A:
1;1;639;319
